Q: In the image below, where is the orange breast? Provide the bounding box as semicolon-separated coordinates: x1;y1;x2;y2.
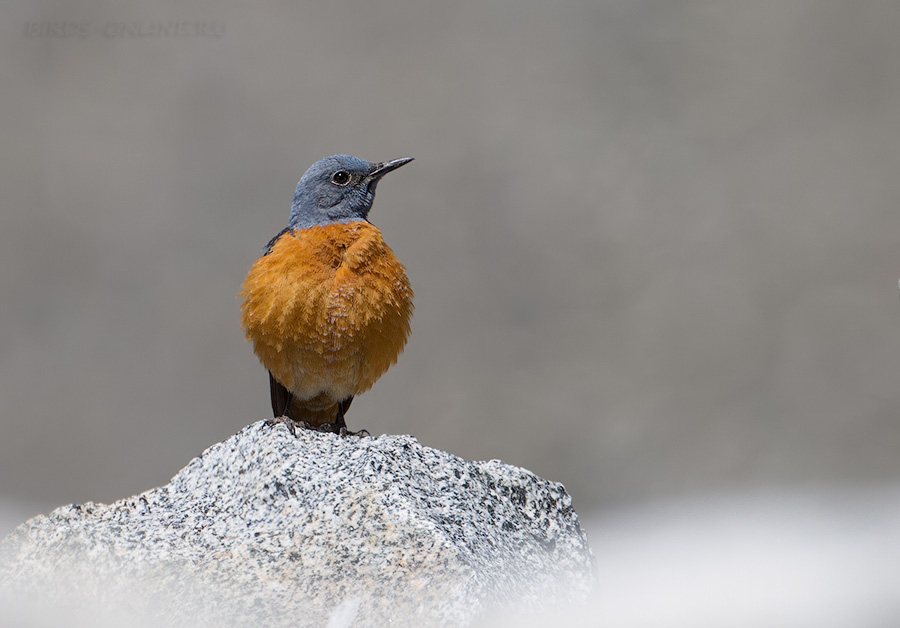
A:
239;221;413;407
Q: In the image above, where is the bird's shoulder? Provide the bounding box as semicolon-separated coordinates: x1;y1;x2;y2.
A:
260;221;396;272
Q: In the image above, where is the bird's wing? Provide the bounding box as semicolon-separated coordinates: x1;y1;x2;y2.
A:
269;371;293;418
261;227;292;256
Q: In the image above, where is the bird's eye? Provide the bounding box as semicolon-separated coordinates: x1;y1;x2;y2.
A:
331;170;351;186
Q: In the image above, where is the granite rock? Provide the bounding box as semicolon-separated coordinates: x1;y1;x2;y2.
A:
0;421;594;627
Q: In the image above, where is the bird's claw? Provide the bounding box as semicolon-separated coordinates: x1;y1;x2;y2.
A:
338;427;370;438
265;415;306;436
265;415;368;438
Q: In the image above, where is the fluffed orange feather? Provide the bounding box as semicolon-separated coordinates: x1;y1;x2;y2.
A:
239;220;413;426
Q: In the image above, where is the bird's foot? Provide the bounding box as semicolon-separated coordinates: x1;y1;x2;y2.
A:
317;422;369;437
339;426;370;438
264;415;308;436
265;415;368;438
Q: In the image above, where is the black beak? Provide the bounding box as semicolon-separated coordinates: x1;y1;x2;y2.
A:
367;157;414;180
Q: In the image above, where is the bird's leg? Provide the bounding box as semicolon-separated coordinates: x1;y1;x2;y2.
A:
325;402;369;438
268;397;367;437
333;402;348;431
315;404;346;435
265;392;306;436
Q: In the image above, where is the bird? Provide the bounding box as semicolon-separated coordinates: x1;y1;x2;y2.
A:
239;154;414;434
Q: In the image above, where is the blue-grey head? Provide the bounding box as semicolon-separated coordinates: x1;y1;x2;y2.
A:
287;154;413;230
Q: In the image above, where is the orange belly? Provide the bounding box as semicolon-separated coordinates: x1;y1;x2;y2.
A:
239;221;413;423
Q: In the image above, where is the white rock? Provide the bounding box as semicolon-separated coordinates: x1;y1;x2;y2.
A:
0;421;594;627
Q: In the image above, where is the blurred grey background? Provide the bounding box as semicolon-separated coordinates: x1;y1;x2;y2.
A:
1;0;899;526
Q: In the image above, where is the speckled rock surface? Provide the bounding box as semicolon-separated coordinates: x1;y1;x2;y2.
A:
0;421;594;627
